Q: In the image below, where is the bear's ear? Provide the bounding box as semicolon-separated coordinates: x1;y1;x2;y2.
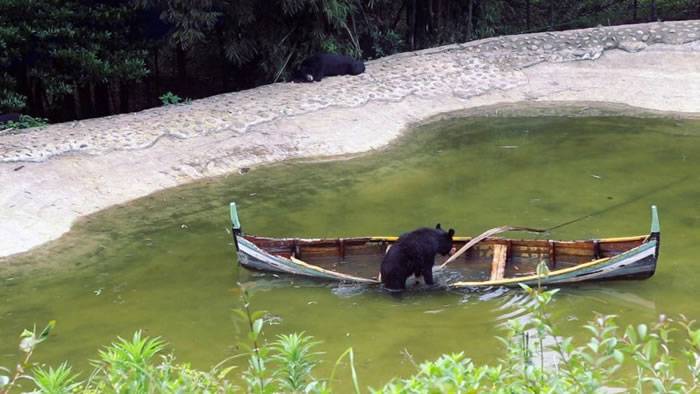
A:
435;223;442;230
448;229;455;237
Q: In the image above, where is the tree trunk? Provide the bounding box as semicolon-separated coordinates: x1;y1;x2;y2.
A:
413;0;429;48
59;94;72;122
392;0;407;30
444;0;449;34
176;44;187;91
435;0;442;38
549;0;555;28
467;0;473;41
218;31;228;92
650;0;657;21
428;0;434;38
89;82;97;116
38;86;49;119
78;85;92;118
105;83;116;115
27;78;41;115
120;82;130;113
73;86;82;119
220;51;228;93
407;0;416;49
632;0;638;22
153;49;161;102
17;64;30;113
526;0;531;30
93;83;110;117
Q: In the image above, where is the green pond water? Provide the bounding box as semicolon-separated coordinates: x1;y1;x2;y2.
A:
2;115;700;389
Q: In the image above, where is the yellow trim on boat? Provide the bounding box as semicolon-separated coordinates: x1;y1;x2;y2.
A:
371;235;647;243
370;236;398;241
371;236;475;241
451;255;613;287
596;235;648;242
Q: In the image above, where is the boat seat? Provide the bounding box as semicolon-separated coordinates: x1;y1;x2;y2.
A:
489;244;508;281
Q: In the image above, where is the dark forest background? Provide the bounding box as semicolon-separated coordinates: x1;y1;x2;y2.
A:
1;0;699;123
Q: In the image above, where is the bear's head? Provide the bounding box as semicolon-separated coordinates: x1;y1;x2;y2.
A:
291;62;316;83
435;223;455;256
291;69;314;83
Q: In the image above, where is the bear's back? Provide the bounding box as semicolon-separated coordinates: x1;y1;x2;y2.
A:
396;228;441;255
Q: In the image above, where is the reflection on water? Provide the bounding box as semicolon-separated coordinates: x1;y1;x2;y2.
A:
1;115;699;387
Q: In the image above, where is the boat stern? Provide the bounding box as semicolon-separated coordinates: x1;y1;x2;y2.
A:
645;204;661;278
621;204;661;281
230;201;242;251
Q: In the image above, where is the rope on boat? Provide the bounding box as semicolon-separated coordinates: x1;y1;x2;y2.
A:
440;174;689;268
438;225;546;269
290;256;380;284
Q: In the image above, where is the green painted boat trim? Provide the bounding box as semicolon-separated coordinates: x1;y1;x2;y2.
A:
230;202;241;231
651;205;660;233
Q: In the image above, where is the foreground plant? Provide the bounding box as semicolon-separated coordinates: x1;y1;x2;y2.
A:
4;277;700;393
1;326;237;393
0;321;55;394
234;285;360;394
32;362;81;394
375;286;700;393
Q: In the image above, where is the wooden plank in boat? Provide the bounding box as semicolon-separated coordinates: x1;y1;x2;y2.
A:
599;240;645;256
490;244;508;281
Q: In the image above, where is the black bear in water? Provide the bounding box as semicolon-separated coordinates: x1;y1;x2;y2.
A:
292;53;365;82
380;224;455;290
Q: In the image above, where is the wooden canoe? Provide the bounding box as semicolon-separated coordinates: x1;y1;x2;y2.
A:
230;202;660;288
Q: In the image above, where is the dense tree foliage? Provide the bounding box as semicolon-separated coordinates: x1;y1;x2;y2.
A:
1;0;698;122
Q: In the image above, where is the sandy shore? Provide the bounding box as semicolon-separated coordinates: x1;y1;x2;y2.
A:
1;20;699;259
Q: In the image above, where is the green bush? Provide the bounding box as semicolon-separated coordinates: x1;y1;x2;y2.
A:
158;92;193;107
369;29;404;59
159;92;183;106
0;115;49;131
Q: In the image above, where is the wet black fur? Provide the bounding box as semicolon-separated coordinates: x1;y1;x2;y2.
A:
380;224;455;291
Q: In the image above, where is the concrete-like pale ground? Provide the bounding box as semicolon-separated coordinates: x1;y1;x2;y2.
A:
1;20;699;259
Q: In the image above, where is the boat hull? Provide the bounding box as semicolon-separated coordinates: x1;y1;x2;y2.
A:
236;236;381;283
450;238;657;288
235;234;658;288
230;202;660;289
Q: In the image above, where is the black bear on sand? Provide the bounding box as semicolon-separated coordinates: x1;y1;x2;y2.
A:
0;113;20;125
380;224;455;291
292;53;365;83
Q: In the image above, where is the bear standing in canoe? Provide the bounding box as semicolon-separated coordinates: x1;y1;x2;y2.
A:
380;224;455;290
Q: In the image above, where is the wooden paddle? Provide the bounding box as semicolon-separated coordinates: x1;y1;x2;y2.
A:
438;225;547;269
